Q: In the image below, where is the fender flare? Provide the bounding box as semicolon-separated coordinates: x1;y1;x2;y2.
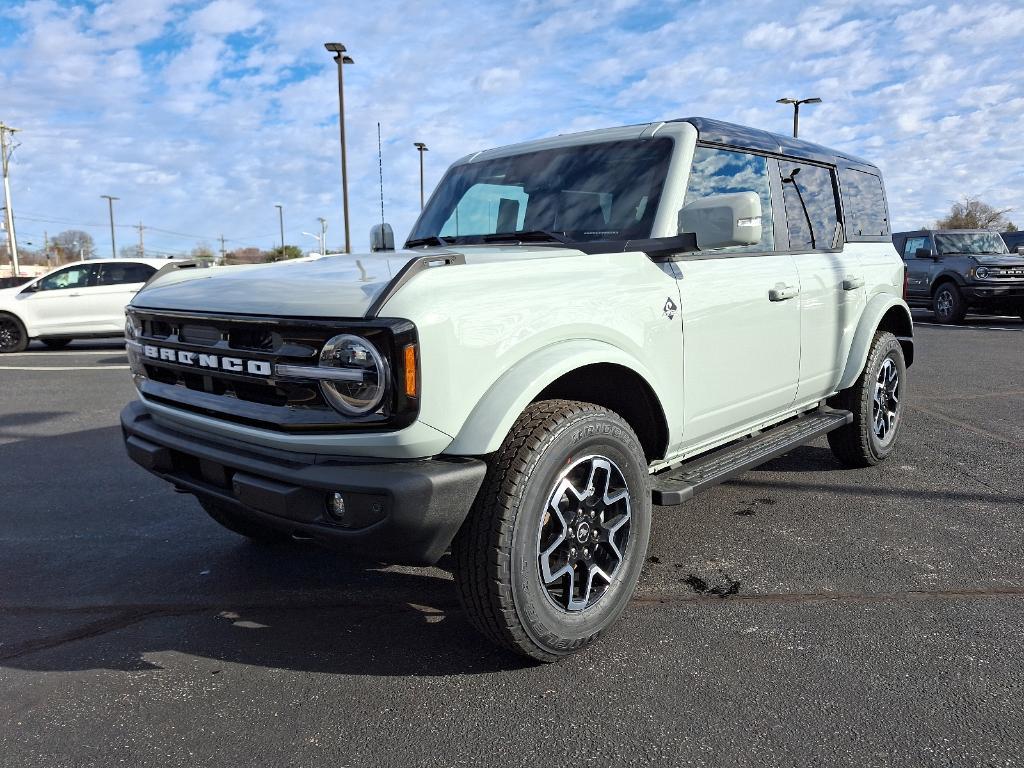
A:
929;271;967;293
837;294;914;390
442;339;667;457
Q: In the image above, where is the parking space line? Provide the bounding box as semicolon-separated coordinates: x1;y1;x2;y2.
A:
0;365;129;371
914;321;1023;331
2;349;125;357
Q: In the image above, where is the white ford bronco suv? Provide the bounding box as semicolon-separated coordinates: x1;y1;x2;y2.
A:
121;117;913;661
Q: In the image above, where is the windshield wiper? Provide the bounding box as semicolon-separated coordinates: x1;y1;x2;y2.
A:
482;230;569;244
404;235;453;248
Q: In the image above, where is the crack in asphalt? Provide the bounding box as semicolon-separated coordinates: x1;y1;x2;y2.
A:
5;586;1024;662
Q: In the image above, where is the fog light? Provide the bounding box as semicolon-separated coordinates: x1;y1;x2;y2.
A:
327;492;346;521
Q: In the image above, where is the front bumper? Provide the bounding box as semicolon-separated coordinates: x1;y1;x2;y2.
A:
963;283;1024;305
120;400;486;565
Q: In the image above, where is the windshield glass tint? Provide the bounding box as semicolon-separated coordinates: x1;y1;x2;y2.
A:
409;138;673;244
935;233;1009;255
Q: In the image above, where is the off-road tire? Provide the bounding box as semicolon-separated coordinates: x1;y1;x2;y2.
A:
200;499;292;545
41;337;72;350
451;399;652;662
0;313;28;353
932;282;966;324
827;331;906;468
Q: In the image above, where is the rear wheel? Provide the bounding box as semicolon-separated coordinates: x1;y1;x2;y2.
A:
200;499;292;545
932;282;966;324
828;331;906;468
41;337;72;350
0;314;28;353
451;400;651;662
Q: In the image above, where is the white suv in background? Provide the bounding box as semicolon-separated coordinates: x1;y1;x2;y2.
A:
0;258;176;352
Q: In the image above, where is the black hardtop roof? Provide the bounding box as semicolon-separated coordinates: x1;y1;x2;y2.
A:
892;229;1003;237
674;117;879;174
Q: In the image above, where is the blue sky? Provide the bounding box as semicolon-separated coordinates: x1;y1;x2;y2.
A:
1;0;1022;256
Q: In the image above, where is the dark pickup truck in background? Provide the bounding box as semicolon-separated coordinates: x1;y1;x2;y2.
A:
892;229;1024;323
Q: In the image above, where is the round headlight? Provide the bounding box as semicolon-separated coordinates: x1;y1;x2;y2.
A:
975;266;990;280
319;334;388;415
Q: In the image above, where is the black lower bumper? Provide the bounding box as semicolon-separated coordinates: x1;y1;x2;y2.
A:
963;284;1024;308
120;401;486;565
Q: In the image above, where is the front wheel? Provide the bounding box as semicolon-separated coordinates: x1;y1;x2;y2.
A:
452;400;652;662
0;314;28;353
932;283;966;324
827;331;907;468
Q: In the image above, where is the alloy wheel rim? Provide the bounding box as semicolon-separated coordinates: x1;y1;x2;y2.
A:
0;318;20;352
537;455;631;612
936;290;953;318
872;357;900;441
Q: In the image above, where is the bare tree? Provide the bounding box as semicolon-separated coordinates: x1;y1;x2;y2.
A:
936;197;1017;231
51;230;96;261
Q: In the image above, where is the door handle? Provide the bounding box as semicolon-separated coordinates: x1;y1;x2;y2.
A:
68;292;82;297
768;284;799;302
842;276;865;291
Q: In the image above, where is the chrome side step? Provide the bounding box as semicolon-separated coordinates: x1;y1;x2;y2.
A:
651;407;853;506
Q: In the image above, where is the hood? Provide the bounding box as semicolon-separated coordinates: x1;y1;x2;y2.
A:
132;252;411;318
131;245;584;318
972;254;1024;267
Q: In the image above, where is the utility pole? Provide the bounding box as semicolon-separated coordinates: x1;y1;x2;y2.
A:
218;234;227;263
325;43;354;253
775;97;822;138
414;142;429;210
100;194;119;258
134;222;145;257
275;204;284;254
44;230;51;266
318;217;328;256
1;122;21;276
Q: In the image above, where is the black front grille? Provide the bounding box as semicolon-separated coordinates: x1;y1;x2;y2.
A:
128;309;419;433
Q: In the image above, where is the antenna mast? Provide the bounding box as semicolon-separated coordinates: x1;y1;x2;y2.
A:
377;122;385;228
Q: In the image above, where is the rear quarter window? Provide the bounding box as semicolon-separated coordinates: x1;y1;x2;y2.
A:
840;167;890;238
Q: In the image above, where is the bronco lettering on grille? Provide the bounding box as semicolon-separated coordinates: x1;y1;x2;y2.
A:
142;345;272;376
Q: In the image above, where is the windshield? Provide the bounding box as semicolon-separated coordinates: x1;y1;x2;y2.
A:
935;232;1009;255
407;138;674;246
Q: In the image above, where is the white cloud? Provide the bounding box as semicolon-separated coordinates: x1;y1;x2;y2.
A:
188;0;263;36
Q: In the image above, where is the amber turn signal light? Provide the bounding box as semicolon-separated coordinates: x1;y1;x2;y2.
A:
404;344;418;398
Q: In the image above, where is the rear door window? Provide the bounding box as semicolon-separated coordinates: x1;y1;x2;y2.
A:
839;168;889;237
96;262;157;286
780;161;840;250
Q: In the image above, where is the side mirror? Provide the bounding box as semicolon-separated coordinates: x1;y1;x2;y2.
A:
369;223;395;252
679;191;761;250
1017;245;1023;256
914;247;933;260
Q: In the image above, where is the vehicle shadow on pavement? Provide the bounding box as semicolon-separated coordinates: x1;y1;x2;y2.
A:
0;425;536;676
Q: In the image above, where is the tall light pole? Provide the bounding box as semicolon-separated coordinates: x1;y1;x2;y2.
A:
318;216;328;255
776;97;821;139
325;43;354;254
274;203;284;254
414;142;429;210
100;194;119;258
1;123;21;276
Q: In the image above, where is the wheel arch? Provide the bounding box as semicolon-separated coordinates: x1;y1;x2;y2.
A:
930;272;966;294
838;295;914;390
442;340;671;462
0;309;30;340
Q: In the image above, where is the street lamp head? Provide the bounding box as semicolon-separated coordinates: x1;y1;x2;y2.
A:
342;55;354;65
414;142;428;152
776;97;796;104
324;42;347;54
274;203;283;210
803;97;822;105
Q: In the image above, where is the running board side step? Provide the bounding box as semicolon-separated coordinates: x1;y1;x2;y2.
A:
651;407;853;506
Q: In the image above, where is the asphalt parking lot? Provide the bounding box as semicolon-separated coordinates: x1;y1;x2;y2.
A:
2;313;1023;767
